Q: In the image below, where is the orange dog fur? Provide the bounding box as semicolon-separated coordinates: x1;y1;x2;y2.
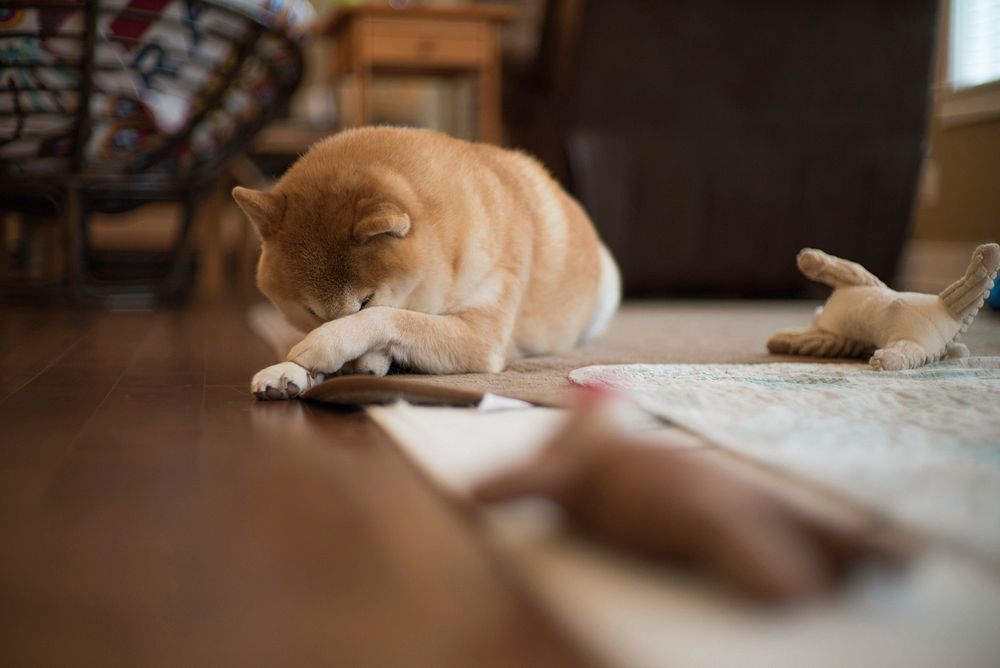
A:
233;127;620;399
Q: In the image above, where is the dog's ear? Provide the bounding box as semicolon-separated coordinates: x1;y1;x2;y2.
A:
232;187;286;239
353;202;411;242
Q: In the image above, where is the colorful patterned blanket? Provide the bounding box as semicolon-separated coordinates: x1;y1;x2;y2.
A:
0;0;313;178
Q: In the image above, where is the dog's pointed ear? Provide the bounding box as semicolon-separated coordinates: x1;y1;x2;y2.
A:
353;202;411;242
232;187;286;238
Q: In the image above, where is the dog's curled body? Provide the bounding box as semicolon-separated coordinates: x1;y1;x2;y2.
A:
234;127;620;398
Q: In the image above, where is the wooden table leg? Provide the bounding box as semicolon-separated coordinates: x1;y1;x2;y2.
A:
195;179;229;300
354;66;372;127
478;28;502;144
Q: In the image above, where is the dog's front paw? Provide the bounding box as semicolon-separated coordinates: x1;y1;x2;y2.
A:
251;361;316;400
287;326;351;375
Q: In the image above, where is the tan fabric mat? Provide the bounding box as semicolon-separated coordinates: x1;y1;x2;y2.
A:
249;301;1000;406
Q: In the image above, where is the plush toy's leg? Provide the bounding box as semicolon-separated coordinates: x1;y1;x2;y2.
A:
938;243;1000;321
870;340;931;371
767;329;869;358
944;341;970;360
796;248;887;289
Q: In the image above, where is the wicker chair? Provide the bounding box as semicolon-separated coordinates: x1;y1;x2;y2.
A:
0;0;311;303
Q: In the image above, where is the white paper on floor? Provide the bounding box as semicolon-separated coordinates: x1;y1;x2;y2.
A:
367;401;1000;668
569;359;1000;561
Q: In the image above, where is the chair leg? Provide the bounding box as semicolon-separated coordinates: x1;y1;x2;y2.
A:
0;210;9;285
160;194;199;301
64;184;86;303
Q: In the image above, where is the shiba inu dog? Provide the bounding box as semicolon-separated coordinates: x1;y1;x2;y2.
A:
234;127;620;399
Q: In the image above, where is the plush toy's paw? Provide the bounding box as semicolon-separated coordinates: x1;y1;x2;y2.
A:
796;248;826;275
251;361;315;400
869;348;905;371
944;342;970;360
977;242;1000;270
871;340;931;371
767;332;795;355
341;350;392;376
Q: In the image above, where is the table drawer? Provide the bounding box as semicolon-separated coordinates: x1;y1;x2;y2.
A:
362;18;490;69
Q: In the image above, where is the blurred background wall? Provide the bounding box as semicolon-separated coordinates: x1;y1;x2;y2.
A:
10;0;997;303
901;0;1000;291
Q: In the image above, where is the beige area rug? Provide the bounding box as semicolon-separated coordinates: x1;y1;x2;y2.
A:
570;360;1000;562
249;301;1000;405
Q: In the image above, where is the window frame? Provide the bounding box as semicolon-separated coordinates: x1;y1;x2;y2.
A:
937;0;1000;127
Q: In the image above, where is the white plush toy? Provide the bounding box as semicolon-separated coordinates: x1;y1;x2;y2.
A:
768;243;999;370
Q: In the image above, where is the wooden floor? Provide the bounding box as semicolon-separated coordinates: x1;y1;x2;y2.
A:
0;303;588;667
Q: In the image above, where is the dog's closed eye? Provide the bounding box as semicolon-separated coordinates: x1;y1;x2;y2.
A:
359;293;374;310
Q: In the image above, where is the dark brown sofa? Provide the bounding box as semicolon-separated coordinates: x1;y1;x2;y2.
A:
506;0;940;296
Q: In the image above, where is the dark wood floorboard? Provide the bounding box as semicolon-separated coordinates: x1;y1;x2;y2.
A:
0;303;588;667
0;308;95;401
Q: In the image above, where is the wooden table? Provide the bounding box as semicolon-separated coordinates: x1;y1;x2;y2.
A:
0;301;589;666
319;5;514;144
